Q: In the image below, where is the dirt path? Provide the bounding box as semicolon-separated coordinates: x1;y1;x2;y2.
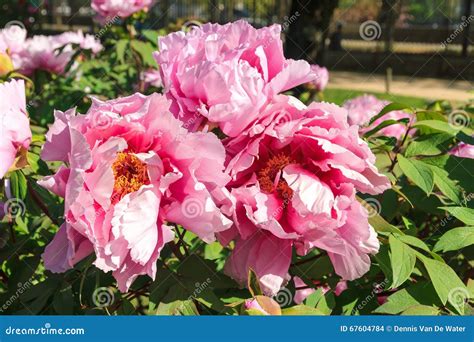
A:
328;71;473;102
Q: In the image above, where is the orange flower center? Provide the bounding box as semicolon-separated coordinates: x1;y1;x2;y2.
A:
257;153;295;200
112;152;149;201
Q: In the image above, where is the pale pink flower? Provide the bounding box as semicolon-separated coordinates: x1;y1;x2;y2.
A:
221;96;390;295
19;31;102;75
40;93;232;292
309;64;329;92
0;79;31;178
0;25;28;71
154;20;318;137
244;299;269;315
92;0;153;19
293;276;347;304
343;94;412;139
450;141;474;159
140;69;163;90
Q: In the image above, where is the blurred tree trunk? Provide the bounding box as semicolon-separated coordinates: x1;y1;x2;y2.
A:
379;0;401;53
284;0;339;65
462;0;472;57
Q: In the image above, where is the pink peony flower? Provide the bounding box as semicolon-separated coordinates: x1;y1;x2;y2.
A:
40;93;232;292
0;79;31;179
343;94;412;139
154;20;317;137
309;64;329;92
450;141;474;159
92;0;153;19
293;276;347;304
140;69;163;90
19;31;102;75
0;27;103;76
244;299;269;315
221;95;390;295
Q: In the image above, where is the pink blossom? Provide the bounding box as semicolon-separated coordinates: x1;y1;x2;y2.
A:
309;64;329;92
19;31;102;75
40;93;232;292
0;79;31;179
92;0;153;19
343;94;412;139
293;277;347;304
140;69;163;90
221;96;390;295
0;27;102;75
450;141;474;159
244;299;269;315
154;20;317;137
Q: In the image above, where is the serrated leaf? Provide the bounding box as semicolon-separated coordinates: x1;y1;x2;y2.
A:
398;155;434;194
389;235;416;288
433;227;474;252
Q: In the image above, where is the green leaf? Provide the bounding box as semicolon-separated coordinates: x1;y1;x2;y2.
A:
9;171;28;200
116;39;129;64
418;255;466;309
398;155;434;194
374;282;441;314
412;120;459;135
431;166;463;204
248;269;262;297
130;40;157;67
440;207;474;226
401;305;439;315
397;235;430;252
369;103;412;125
404;133;454;158
291;255;334;280
281;305;325;315
433;227;474;252
140;29;159;45
389;235;416;288
363;119;409;138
